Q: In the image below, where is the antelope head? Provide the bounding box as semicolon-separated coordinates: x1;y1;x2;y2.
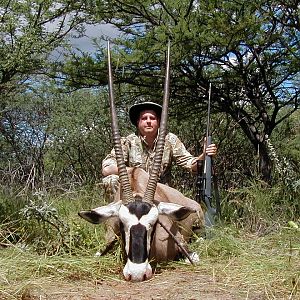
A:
79;41;194;282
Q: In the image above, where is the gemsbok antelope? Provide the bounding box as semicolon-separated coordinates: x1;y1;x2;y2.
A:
79;42;204;282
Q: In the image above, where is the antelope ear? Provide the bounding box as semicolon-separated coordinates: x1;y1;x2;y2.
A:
78;201;122;224
157;202;196;221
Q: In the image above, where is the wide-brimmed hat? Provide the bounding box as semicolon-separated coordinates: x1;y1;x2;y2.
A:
129;102;162;126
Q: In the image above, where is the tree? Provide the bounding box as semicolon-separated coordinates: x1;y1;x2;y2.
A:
0;90;50;188
0;0;91;96
62;0;299;181
0;0;91;186
46;89;113;184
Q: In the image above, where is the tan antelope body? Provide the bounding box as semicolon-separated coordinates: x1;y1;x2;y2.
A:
79;41;203;282
108;167;203;261
130;167;203;262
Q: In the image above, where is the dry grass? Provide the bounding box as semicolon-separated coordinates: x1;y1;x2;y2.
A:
192;226;300;299
0;225;299;300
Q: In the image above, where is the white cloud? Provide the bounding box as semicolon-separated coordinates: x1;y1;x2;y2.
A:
70;23;120;52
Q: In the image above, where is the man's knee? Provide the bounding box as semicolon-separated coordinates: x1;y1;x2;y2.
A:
102;174;119;201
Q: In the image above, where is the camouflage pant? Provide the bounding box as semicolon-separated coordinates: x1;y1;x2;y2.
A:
102;174;120;202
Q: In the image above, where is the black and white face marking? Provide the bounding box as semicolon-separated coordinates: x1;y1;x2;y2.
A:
119;200;159;282
79;199;195;282
129;223;148;263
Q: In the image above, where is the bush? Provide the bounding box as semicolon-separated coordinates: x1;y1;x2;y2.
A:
221;179;299;233
0;186;108;255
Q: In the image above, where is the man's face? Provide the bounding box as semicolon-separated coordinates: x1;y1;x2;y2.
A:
137;110;160;137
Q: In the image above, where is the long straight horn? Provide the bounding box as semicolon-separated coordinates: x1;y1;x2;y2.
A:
143;41;171;204
107;41;134;204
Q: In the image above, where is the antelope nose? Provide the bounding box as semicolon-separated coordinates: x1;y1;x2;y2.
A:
123;260;153;282
123;269;153;282
144;270;153;281
124;274;131;281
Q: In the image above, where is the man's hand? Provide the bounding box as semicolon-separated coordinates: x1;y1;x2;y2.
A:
204;143;217;157
191;141;217;172
198;139;217;160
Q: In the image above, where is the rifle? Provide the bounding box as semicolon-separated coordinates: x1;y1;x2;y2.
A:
195;83;221;227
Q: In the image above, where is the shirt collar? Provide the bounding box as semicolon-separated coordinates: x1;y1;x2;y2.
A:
139;129;159;150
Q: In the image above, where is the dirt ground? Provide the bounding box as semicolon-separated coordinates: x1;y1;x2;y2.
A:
20;269;242;300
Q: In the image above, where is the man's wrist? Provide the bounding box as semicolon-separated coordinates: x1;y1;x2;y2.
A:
197;153;205;161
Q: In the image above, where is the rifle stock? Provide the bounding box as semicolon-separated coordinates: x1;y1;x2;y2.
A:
196;83;220;227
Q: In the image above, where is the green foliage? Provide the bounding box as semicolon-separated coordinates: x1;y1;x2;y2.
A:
19;198;70;253
1;0;300;188
222;180;299;233
0;0;89;96
196;227;245;259
0;248;122;295
63;0;300;180
0;0;99;188
58;49;108;89
271;109;300;172
0;186;108;255
46;88;112;183
0;90;52;189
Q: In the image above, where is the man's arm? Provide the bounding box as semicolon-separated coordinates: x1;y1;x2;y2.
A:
101;136;130;177
169;133;217;173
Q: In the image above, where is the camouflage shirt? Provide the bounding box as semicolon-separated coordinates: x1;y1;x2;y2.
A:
102;132;197;184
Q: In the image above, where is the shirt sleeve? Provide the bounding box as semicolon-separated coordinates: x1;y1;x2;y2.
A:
102;137;130;170
167;133;197;172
